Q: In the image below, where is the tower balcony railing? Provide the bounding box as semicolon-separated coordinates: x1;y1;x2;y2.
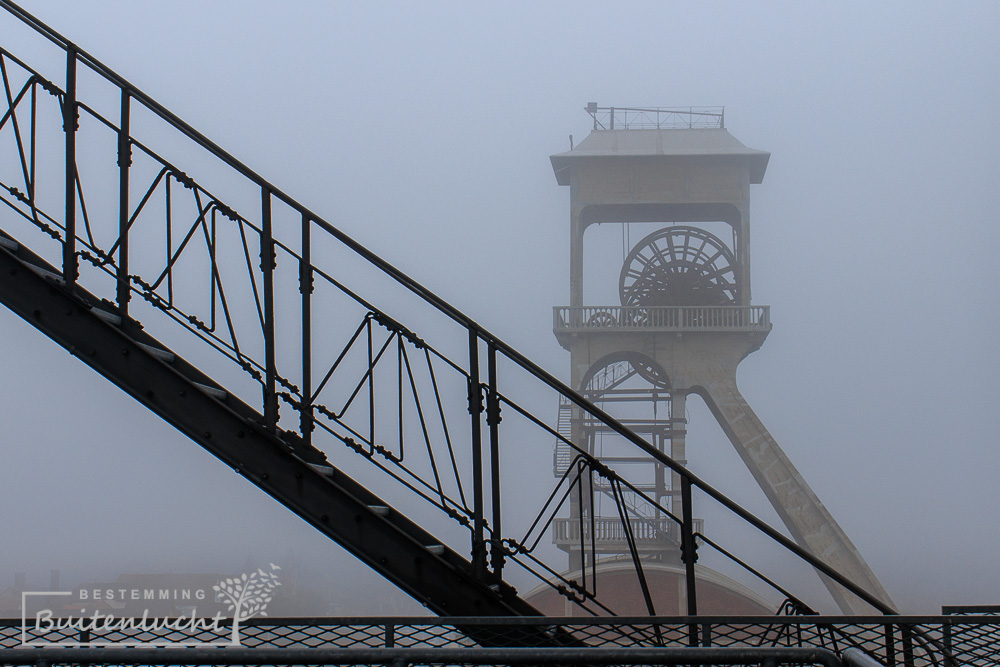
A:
553;516;704;553
554;305;771;333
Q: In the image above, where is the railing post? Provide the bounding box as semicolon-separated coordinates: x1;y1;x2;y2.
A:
384;622;395;648
681;476;699;621
901;624;915;667
468;330;486;578
884;622;896;666
486;342;504;579
62;45;78;285
261;187;278;432
941;618;954;667
116;89;131;315
300;212;313;446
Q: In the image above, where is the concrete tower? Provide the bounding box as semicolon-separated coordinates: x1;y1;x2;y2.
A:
547;105;894;614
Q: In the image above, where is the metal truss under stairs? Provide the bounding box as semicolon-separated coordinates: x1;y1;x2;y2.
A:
0;0;894;626
0;234;536;621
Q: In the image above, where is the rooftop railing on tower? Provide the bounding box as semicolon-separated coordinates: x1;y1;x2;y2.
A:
585;103;725;130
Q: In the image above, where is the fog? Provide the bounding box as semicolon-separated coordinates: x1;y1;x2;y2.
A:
1;1;998;615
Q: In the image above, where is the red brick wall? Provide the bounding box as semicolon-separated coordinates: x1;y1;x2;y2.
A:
525;566;773;616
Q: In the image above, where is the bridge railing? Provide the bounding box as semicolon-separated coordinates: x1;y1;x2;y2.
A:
0;0;890;618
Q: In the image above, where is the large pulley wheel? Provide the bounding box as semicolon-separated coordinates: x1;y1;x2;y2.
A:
619;225;737;307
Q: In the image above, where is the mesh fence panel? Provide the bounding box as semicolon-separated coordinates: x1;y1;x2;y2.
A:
2;615;998;664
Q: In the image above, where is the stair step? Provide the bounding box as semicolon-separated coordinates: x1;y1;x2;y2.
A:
91;307;122;326
0;236;18;251
426;544;446;555
308;463;335;476
193;382;227;400
368;505;390;516
28;264;64;285
136;342;175;363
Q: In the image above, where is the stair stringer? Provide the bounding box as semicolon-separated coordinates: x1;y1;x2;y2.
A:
0;233;546;622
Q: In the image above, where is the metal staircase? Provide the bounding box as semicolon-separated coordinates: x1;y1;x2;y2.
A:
0;0;895;622
0;227;536;619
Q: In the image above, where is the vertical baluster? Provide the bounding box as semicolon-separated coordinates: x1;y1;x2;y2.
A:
62;46;77;285
487;343;503;579
261;187;277;432
902;624;915;667
29;83;36;215
681;476;699;621
941;619;954;667
117;89;130;315
165;175;172;304
884;623;897;666
368;318;375;448
300;212;312;446
468;330;486;578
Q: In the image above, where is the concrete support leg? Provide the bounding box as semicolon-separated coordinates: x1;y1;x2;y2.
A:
697;371;896;614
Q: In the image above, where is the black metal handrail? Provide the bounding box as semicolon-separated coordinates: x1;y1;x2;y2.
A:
0;0;893;617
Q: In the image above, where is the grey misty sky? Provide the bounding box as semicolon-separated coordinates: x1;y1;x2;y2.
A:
0;0;997;614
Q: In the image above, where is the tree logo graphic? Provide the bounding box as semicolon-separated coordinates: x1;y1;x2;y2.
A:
213;563;281;645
